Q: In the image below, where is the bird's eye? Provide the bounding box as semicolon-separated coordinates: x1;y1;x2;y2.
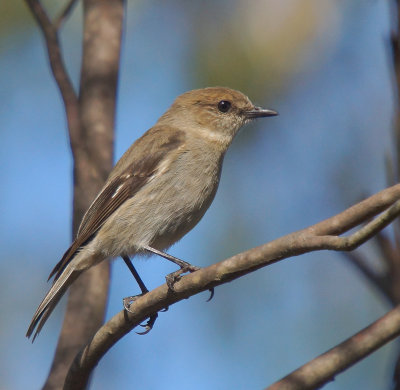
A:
217;100;231;113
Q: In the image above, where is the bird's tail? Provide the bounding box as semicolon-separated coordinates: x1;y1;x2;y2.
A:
26;264;82;342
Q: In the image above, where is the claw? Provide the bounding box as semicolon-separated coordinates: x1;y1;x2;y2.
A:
165;265;200;291
206;288;215;302
123;295;159;335
165;270;181;291
137;326;152;336
123;295;138;312
123;290;150;312
136;313;158;335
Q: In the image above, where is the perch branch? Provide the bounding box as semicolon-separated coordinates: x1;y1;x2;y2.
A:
63;184;400;389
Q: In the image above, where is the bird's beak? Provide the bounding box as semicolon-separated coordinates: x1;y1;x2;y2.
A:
245;106;278;119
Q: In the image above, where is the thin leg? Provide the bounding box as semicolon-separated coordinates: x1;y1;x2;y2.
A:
143;245;199;289
121;255;158;334
142;245;214;301
142;245;199;271
122;255;148;294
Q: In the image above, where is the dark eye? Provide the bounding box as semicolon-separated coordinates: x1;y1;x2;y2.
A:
218;100;231;113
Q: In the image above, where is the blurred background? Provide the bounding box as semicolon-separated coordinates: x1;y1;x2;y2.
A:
0;0;397;389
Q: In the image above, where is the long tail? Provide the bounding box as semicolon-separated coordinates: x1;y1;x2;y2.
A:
26;265;82;342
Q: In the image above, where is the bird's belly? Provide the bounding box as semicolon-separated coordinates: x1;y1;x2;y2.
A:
94;160;220;257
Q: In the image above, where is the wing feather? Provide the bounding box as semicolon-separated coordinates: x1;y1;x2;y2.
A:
48;128;185;281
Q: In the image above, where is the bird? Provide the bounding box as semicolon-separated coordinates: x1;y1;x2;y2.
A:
27;87;278;340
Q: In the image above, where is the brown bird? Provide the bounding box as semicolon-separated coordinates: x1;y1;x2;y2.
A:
27;87;278;340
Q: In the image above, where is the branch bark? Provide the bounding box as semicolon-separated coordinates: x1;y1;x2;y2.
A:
63;184;400;389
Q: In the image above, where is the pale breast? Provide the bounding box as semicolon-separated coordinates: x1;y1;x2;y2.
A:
94;141;225;256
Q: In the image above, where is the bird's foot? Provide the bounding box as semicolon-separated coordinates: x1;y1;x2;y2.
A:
123;293;145;311
123;294;160;335
136;313;158;335
143;246;214;299
165;265;214;301
165;264;200;290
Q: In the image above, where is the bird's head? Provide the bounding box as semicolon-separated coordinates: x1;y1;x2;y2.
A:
158;87;278;148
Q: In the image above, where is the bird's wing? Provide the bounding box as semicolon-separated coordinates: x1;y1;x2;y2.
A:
48;127;185;281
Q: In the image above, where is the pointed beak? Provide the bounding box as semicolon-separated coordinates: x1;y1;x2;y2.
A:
245;106;278;119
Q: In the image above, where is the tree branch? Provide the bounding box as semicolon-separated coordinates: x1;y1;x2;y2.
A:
314;199;400;251
63;184;400;389
267;304;400;390
24;0;81;154
54;0;79;31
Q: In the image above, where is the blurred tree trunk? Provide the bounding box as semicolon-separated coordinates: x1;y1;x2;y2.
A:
26;0;124;388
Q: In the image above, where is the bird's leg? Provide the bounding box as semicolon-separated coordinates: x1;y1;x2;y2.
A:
143;245;199;272
122;255;149;294
143;245;214;300
121;255;159;335
143;245;199;289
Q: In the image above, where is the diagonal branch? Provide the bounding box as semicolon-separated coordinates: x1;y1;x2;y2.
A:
266;304;400;390
313;200;400;251
63;184;400;389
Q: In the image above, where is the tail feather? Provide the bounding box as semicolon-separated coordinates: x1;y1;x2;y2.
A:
27;266;81;341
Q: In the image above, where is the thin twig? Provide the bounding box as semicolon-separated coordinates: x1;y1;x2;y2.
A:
24;0;81;154
54;0;79;31
314;200;400;251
